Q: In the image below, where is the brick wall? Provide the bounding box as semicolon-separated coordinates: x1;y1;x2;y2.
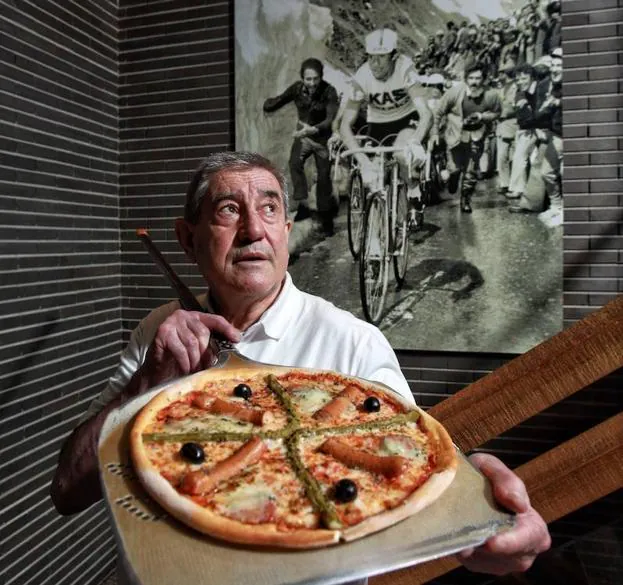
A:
0;1;121;584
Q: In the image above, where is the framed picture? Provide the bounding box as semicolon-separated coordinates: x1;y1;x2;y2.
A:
235;0;563;353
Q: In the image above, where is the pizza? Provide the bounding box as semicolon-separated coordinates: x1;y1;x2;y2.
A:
129;366;457;549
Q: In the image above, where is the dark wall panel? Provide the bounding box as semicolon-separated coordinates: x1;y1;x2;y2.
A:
0;1;120;584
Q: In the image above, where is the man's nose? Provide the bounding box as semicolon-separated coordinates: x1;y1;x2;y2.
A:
238;209;265;242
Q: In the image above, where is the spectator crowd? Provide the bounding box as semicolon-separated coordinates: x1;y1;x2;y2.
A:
412;0;564;226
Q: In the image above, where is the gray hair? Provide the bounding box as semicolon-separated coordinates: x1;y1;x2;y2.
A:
183;151;290;224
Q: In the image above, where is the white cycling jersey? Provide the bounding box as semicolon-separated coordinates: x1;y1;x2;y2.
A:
350;54;422;124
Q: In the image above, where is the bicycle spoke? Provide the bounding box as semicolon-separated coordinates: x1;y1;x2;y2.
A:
348;171;364;259
393;184;409;286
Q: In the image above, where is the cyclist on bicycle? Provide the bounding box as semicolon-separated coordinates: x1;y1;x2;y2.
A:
338;28;433;229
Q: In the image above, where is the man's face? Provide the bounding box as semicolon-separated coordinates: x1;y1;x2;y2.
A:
302;68;321;92
181;168;292;305
550;57;563;82
466;69;484;91
368;53;394;80
517;71;533;91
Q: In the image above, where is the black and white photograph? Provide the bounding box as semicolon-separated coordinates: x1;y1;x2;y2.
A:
235;0;564;353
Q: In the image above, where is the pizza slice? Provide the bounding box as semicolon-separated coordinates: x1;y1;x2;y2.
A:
270;372;409;429
294;410;457;541
140;372;290;437
132;433;340;548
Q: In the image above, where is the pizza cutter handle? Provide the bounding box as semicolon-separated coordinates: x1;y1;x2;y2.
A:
136;228;235;358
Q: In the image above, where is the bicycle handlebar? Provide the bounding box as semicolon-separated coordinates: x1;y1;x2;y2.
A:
340;145;405;159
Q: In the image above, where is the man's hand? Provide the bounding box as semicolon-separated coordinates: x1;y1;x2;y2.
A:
50;310;241;516
141;311;241;387
293;122;317;139
328;132;341;148
540;96;561;110
465;112;483;125
457;454;551;575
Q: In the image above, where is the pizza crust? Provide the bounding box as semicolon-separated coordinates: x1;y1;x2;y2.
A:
129;365;457;548
341;469;456;542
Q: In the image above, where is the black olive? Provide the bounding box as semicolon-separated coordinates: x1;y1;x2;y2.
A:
233;383;252;400
363;396;381;412
334;479;358;503
180;442;205;463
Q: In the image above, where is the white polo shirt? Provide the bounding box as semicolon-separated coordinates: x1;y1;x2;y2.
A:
82;273;413;422
350;54;422;124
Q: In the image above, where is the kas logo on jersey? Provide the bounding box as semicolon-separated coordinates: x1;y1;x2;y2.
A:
368;88;410;110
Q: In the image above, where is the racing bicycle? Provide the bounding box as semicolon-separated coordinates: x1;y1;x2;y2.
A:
339;143;411;325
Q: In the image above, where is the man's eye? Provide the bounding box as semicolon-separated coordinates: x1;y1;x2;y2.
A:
263;202;278;215
220;204;238;214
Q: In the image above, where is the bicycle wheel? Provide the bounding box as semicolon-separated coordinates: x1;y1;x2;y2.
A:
359;194;389;325
347;170;365;259
392;184;409;286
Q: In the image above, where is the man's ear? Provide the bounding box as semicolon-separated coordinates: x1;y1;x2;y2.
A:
175;218;196;263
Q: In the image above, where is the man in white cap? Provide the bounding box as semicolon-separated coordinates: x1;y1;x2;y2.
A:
339;28;432;229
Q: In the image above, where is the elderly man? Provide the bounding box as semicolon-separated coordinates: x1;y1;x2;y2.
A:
51;151;550;580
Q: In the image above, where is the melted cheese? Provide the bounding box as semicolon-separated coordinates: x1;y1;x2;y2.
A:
218;482;275;512
378;436;427;464
211;442;319;528
291;387;333;414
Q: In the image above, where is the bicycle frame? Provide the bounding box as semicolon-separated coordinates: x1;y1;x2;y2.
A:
340;144;407;249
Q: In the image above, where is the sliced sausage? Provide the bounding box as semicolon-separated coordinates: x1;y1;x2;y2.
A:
313;385;362;422
208;397;268;426
319;437;408;478
180;436;267;495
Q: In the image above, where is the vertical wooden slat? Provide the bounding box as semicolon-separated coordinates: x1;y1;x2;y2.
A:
429;296;623;452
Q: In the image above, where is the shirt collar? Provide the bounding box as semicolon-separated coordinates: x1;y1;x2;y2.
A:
198;272;300;341
254;272;301;340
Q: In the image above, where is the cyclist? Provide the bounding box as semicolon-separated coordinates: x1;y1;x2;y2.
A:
338;28;432;229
